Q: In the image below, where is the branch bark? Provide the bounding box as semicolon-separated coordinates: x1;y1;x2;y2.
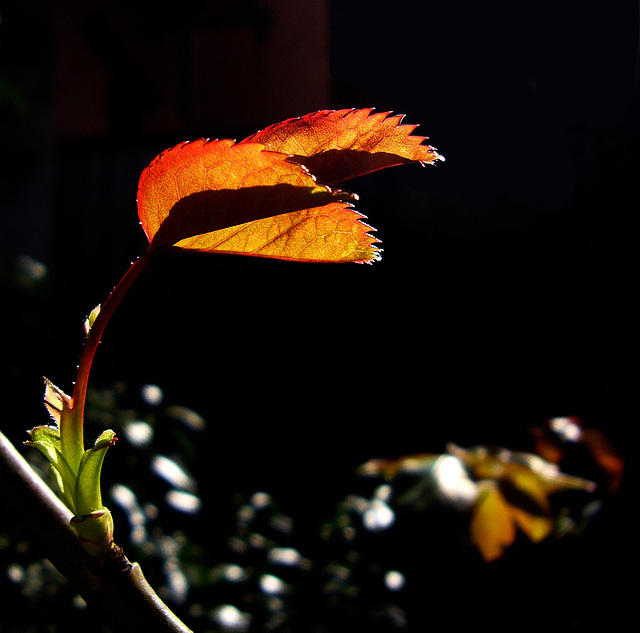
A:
0;429;193;633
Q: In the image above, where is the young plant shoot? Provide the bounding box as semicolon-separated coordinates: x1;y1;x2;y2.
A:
26;108;443;558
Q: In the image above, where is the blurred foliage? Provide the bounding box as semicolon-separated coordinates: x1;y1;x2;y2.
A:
358;429;616;562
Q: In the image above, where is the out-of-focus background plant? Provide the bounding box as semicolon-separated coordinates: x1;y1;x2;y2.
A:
1;1;635;631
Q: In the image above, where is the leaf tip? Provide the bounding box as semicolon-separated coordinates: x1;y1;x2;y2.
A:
420;149;446;166
43;377;70;425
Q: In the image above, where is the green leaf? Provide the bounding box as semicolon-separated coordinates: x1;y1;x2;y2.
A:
74;429;117;516
47;464;76;514
25;425;77;512
25;425;62;461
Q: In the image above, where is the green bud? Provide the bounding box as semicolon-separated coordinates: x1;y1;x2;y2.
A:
70;508;114;557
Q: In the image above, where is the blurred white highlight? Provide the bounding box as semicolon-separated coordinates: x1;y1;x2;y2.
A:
363;498;395;531
221;564;246;582
111;484;147;545
384;570;406;591
259;574;287;595
432;455;478;510
151;455;196;491
166;490;202;514
123;420;153;447
268;547;303;567
213;604;250;631
550;416;582;442
250;492;272;509
141;384;164;406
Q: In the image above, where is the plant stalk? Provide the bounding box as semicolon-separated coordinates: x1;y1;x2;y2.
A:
72;251;152;441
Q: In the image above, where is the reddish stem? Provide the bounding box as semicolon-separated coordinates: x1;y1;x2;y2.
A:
72;251;152;438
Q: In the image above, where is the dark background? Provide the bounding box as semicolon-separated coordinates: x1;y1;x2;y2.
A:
1;1;637;631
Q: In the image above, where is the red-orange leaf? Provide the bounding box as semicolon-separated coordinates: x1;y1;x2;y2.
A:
242;108;444;184
137;109;443;263
137;136;380;262
137;138;342;253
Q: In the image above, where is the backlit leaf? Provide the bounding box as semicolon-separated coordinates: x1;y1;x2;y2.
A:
137;137;378;262
470;482;516;562
471;484;553;561
137;109;443;263
43;377;66;425
174;202;379;263
138;139;339;251
243;108;444;184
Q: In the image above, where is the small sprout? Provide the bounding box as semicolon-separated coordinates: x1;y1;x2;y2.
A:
83;304;101;336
